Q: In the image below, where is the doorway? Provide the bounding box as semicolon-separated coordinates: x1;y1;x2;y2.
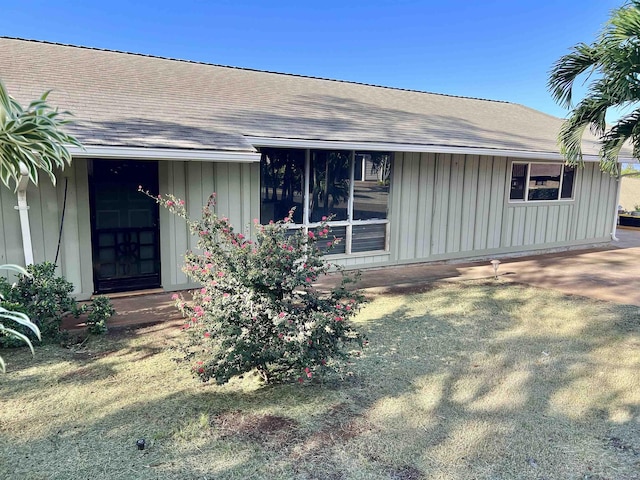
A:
88;159;161;293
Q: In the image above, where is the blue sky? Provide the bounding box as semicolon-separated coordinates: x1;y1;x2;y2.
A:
1;0;623;118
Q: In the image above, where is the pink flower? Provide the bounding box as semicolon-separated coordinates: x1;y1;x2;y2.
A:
278;333;284;339
179;199;185;206
198;367;205;374
307;372;313;378
306;277;312;283
200;288;207;294
278;312;286;318
203;296;212;302
253;218;259;224
217;271;224;277
304;367;310;373
334;316;343;322
204;332;211;338
223;293;230;298
346;305;351;311
308;231;315;239
298;377;304;383
166;200;174;207
284;217;290;222
327;242;333;247
321;216;327;221
171;293;179;300
237;233;245;240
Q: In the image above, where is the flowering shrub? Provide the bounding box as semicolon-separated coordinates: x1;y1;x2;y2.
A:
143;190;366;385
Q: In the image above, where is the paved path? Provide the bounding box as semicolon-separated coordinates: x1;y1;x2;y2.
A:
63;228;640;331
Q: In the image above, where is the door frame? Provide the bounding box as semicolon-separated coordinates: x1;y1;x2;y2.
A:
87;159;162;294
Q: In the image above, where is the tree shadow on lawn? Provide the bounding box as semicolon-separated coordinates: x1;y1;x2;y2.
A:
2;282;639;480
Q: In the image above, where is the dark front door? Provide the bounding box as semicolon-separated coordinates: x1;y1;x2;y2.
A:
89;159;161;293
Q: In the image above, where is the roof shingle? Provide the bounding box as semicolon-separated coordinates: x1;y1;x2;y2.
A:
0;37;601;156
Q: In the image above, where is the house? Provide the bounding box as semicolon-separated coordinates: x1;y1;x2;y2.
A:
0;37;627;299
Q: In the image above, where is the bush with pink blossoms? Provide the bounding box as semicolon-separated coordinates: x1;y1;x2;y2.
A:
143;190;366;385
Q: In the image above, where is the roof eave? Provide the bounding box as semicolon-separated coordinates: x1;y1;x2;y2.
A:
68;145;261;162
244;136;626;163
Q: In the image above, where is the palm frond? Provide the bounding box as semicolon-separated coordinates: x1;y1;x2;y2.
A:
548;43;599;108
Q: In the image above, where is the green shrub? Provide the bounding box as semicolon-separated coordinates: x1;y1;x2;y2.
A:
0;262;114;347
85;295;115;335
145;190;366;385
0;262;76;345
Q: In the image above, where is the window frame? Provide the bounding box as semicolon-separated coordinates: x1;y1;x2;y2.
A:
259;148;392;255
508;161;576;203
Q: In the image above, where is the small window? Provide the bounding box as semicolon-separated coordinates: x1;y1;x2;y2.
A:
509;162;575;202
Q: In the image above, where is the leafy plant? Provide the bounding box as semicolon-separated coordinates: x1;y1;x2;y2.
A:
143;189;366;385
0;79;82;189
0;264;41;372
548;1;640;174
84;295;115;335
0;262;114;347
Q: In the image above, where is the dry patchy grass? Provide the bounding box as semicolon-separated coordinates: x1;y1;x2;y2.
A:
1;281;639;479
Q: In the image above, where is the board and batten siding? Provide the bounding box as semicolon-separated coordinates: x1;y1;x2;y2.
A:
0;158;93;298
390;152;616;264
159;160;260;291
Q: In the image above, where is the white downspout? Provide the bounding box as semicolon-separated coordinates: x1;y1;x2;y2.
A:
611;167;622;242
14;164;34;265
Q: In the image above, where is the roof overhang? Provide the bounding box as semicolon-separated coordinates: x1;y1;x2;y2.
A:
68;145;261;162
245;136;635;163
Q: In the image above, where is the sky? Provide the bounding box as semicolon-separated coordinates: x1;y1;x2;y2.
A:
0;0;624;119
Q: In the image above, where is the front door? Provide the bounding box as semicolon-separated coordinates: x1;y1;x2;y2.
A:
89;159;161;293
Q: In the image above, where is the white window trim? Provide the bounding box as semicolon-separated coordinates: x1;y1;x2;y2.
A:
508;161;575;203
262;148;391;254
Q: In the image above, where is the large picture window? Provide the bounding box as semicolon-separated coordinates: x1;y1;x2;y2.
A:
509;162;575;202
260;148;391;254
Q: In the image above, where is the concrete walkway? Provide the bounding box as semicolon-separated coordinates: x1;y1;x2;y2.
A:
64;228;640;331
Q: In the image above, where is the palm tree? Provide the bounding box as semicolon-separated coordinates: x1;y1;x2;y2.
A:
0;79;81;370
548;0;640;175
0;79;81;188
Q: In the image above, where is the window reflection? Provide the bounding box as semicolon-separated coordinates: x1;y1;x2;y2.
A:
353;153;390;220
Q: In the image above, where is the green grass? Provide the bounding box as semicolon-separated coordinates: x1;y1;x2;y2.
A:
1;281;639;479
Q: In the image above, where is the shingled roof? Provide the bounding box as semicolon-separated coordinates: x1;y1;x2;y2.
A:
0;37;603;157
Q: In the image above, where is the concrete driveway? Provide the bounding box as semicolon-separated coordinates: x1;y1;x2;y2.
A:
346;228;640;307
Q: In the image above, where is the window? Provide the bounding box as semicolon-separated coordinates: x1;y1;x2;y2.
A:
260;148;391;254
509;162;575;202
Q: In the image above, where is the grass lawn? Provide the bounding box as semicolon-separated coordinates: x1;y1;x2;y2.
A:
1;281;639;480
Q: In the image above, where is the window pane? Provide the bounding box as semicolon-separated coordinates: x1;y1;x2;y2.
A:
353;153;391;220
510;163;528;200
260;148;305;224
561;165;575;199
309;150;350;222
527;164;562;201
352;223;386;252
317;226;346;254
